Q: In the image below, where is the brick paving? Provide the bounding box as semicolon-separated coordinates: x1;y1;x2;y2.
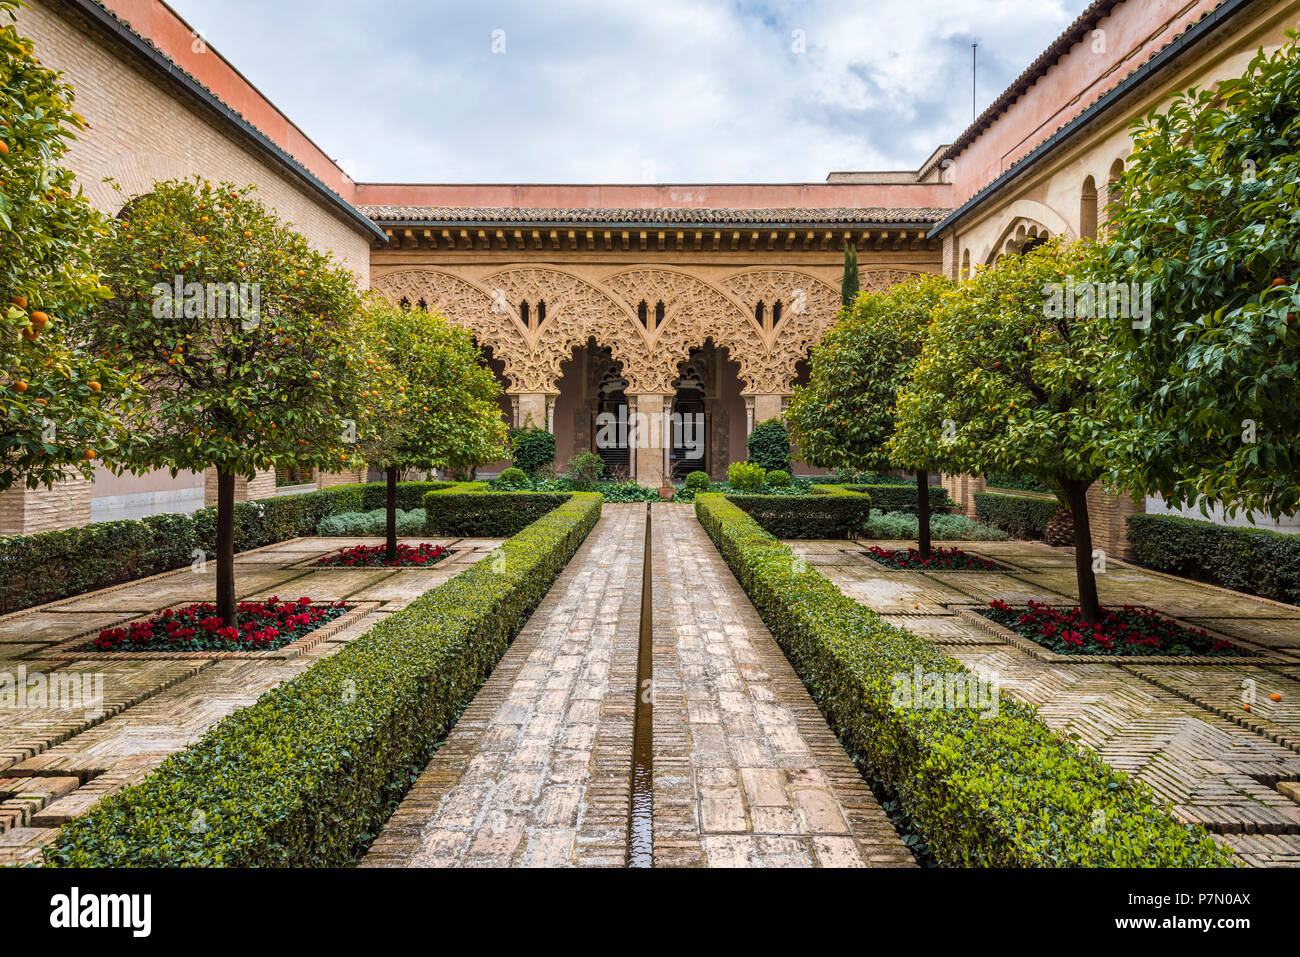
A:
365;503;913;868
651;505;912;868
0;534;499;865
362;504;644;868
796;538;1300;867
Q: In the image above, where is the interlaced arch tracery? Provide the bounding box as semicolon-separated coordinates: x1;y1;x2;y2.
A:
373;264;924;395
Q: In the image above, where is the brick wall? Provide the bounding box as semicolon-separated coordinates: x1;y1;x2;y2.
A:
941;473;985;518
203;468;277;506
1086;484;1144;561
0;479;93;535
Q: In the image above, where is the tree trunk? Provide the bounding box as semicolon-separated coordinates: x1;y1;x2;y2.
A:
385;465;398;563
916;469;932;560
1062;478;1102;625
216;468;237;628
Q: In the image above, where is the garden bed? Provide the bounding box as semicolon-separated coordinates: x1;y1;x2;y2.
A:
693;492;1233;866
865;546;1005;571
981;599;1239;657
89;597;350;653
314;543;449;568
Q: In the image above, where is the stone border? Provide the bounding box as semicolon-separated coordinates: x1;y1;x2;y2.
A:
853;544;1016;574
952;604;1290;665
286;543;466;570
0;537;315;621
27;601;380;662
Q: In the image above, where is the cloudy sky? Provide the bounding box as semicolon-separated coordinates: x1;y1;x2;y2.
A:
168;0;1092;184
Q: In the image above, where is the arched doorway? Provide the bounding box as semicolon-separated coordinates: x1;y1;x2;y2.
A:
670;362;707;480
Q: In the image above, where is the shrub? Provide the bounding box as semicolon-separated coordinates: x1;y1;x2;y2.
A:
495;467;530;490
727;461;766;491
509;426;556;475
746;418;791;473
726;491;872;540
424;487;571;537
317;508;426;538
843;483;951;514
975;492;1059;541
46;492;602;866
566;451;604;490
766;469;791;488
864;510;1009;542
693;493;1234;867
0;481;454;614
985;471;1051;494
685;470;711;490
1127;514;1300;605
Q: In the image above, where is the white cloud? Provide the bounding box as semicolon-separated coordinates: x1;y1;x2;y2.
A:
167;0;1092;182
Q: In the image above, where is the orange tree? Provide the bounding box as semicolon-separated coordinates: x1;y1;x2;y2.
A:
89;177;379;624
890;240;1113;622
787;274;954;556
354;297;507;560
1098;36;1300;520
0;1;137;491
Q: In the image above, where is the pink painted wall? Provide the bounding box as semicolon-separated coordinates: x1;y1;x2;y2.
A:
101;0;356;198
353;182;952;210
949;0;1222;204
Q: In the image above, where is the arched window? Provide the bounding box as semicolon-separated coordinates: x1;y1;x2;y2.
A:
399;297;411;311
536;299;546;325
654;300;665;328
1080;175;1098;240
637;299;648;328
416;298;428;311
1106;159;1125;221
755;301;765;326
519;301;530;328
960;248;971;279
771;300;783;329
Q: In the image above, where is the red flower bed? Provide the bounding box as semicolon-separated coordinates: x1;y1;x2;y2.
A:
983;599;1240;657
314;542;450;567
866;546;1001;570
91;597;349;653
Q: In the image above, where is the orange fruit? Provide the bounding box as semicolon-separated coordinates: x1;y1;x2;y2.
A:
0;141;9;156
10;295;27;309
83;449;96;460
34;397;47;406
1269;692;1282;702
13;380;28;393
30;311;48;327
88;381;101;392
21;327;38;340
1243;704;1252;712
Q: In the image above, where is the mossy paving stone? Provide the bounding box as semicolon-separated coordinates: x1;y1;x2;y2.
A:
1125;665;1300;752
349;567;465;602
1182;617;1300;655
239;567;397;602
879;613;1005;643
49;567;316;613
832;572;965;614
0;611;139;644
926;571;1073;605
934;641;1300;837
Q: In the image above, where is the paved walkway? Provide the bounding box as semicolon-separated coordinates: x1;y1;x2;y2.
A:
364;503;913;868
795;538;1300;867
0;534;501;865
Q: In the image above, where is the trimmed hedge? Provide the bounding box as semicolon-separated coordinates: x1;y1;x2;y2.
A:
0;481;455;614
1127;513;1300;605
843;483;952;514
694;493;1233;866
974;491;1059;541
424;487;572;537
45;492;602;867
727;490;872;540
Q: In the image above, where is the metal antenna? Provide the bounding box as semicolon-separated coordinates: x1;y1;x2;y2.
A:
972;43;978;122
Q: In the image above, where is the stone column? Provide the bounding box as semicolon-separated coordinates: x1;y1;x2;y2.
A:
512;393;549;431
203;467;277;506
0;478;93;535
631;393;669;488
751;394;787;426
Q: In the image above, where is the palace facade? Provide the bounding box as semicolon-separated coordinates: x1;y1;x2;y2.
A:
4;0;1297;550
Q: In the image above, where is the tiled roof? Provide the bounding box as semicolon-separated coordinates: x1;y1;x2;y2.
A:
360;205;951;226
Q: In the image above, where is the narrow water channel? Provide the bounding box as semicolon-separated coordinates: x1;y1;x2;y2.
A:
626;502;654;867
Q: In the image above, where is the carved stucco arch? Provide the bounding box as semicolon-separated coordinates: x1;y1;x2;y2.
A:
981;200;1074;263
480;266;650;394
371;267;537;390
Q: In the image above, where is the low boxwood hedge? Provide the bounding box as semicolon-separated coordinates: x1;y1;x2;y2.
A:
694;493;1233;866
974;491;1059;540
0;481;456;614
45;491;602;867
1127;513;1300;605
424;486;574;537
727;489;872;539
